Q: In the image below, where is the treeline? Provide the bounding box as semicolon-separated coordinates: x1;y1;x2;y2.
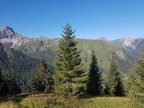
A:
0;24;143;107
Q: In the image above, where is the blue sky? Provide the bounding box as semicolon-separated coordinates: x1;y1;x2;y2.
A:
0;0;144;40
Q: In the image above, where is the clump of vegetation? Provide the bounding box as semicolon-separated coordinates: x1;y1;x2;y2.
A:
129;51;144;107
30;60;53;92
105;60;125;96
0;67;9;96
6;63;21;94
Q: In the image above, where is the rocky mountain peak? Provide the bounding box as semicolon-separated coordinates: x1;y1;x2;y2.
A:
39;36;48;40
0;26;17;39
2;26;14;32
0;26;30;47
122;37;136;47
97;37;109;42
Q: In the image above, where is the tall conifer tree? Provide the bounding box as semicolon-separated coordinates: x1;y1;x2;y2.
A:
30;60;53;92
0;67;9;95
6;63;21;94
54;23;86;97
129;53;144;95
87;50;103;96
129;52;144;107
107;60;124;96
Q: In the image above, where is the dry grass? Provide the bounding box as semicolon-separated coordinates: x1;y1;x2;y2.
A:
0;94;131;108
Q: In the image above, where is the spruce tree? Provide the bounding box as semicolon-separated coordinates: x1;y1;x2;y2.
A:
0;67;9;95
87;50;103;96
107;60;124;96
129;53;144;95
6;63;21;94
54;23;86;97
30;60;53;92
129;52;144;107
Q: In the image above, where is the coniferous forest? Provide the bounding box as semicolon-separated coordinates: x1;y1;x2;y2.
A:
0;23;144;108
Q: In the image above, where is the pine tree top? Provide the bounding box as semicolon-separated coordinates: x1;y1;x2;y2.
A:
62;23;75;39
108;60;119;73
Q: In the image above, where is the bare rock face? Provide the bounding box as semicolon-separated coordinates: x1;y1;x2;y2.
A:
0;26;17;39
0;26;29;47
111;37;144;58
115;50;126;60
122;37;136;48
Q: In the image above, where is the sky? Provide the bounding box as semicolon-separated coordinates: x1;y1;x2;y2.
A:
0;0;144;40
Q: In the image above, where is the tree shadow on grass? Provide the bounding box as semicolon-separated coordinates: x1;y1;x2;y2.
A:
0;93;30;103
79;94;100;99
9;93;30;102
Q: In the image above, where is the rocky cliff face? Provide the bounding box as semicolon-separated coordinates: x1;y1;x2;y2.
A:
111;37;144;58
0;26;29;47
0;26;17;39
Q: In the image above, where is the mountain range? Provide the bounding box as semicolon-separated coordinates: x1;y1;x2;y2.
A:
0;26;144;91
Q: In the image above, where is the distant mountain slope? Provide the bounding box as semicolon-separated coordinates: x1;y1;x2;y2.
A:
111;37;144;59
16;38;133;73
0;43;39;91
4;48;39;91
77;39;133;73
0;26;137;74
16;36;58;67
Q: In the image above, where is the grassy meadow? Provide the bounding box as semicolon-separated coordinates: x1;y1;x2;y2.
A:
0;93;131;108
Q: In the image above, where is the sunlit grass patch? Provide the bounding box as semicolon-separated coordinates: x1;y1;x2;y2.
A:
0;94;130;108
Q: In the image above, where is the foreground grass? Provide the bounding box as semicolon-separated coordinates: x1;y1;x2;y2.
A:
0;94;130;108
82;97;130;108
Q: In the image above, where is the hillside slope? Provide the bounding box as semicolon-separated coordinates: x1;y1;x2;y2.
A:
16;38;133;73
77;39;133;73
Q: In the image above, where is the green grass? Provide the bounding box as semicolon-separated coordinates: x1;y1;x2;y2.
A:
0;94;131;108
81;97;130;108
